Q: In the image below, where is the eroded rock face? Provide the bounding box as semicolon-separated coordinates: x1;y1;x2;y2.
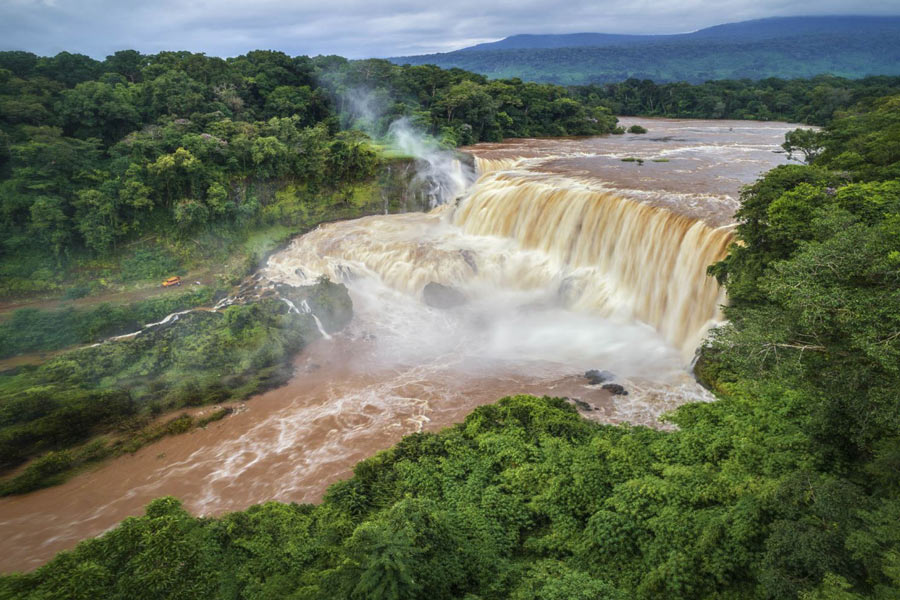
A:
276;278;354;333
422;282;467;309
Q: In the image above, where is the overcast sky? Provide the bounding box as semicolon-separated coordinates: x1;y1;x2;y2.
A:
2;0;899;59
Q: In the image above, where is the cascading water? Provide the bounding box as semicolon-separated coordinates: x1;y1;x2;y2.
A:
387;118;476;207
267;161;732;363
0;118;800;576
299;299;333;340
455;165;733;358
474;157;523;175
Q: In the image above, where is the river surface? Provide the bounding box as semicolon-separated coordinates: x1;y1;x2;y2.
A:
0;117;799;573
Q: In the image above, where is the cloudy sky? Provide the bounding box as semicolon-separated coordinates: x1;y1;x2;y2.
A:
2;0;898;59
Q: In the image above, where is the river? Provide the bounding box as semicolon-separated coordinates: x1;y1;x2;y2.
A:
0;117;799;573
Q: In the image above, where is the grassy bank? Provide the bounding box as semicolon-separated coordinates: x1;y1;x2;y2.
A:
0;287;218;358
0;154;435;496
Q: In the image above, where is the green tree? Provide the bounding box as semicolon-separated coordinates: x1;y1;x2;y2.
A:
783;128;826;163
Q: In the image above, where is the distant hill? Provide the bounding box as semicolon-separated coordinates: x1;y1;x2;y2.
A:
391;16;900;84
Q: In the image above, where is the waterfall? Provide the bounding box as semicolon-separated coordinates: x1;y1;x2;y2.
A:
454;171;732;357
474;157;522;175
300;299;332;340
281;297;332;340
267;163;732;362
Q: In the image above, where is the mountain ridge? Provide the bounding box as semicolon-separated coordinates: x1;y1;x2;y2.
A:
391;16;900;84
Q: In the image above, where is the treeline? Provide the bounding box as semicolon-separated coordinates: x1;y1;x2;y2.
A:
3;95;899;597
571;75;900;125
0;51;614;287
2;393;896;598
314;58;616;142
695;94;900;596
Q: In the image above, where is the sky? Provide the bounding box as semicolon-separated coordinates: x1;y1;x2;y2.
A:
1;0;899;59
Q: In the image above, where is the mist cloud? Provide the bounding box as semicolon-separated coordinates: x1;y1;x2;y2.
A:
1;0;898;59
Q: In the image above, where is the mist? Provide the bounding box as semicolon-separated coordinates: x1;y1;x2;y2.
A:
335;85;476;207
387;118;475;206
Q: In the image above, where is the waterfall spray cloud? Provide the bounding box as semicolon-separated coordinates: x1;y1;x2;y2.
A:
341;88;392;136
387;117;475;206
333;85;475;206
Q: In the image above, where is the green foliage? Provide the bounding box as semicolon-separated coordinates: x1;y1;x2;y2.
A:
3;392;896;598
692;93;900;598
783;128;826;163
706;97;900;460
4;47;900;600
317;58;616;142
0;49;611;289
0;279;350;494
118;247;181;281
569;76;900;125
0;287;216;357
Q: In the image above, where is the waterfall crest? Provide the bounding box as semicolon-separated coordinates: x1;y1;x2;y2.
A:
267;164;732;361
473;157;522;175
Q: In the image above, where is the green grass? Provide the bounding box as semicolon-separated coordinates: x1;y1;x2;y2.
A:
0;287;219;359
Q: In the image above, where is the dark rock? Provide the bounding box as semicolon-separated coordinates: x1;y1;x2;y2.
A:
423;282;467;309
304;278;354;333
460;250;478;274
335;264;356;282
584;369;615;385
569;397;594;412
601;383;628;396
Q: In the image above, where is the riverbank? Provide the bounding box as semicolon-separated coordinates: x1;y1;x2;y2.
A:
0;278;352;498
0;155;451;495
0;155;437;307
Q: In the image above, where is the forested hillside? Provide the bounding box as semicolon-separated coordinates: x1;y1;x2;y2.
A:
0;51;614;296
459;16;900;51
3;91;899;599
392;16;900;84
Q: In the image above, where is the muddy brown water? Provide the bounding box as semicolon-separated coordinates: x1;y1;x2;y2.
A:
464;116;800;226
0;335;632;573
0;117;799;573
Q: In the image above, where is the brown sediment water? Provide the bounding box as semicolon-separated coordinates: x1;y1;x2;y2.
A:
0;117;798;573
464;116;800;226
